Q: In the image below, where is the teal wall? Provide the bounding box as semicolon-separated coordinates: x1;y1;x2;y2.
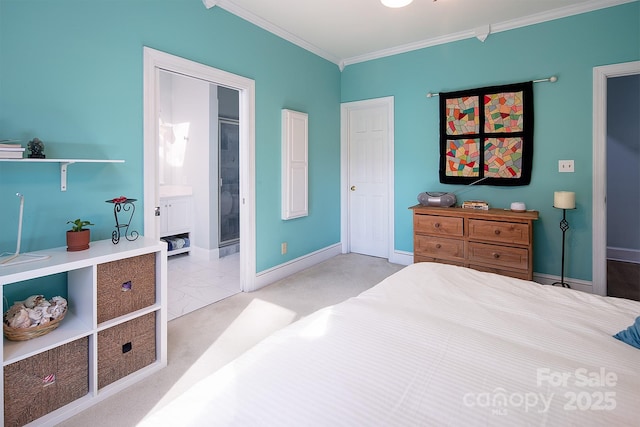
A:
0;0;341;275
342;3;640;281
1;1;639;286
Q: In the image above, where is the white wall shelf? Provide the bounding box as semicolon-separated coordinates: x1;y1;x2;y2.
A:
0;158;125;191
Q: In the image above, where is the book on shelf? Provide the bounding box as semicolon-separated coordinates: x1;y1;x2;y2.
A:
0;151;24;159
462;200;489;210
0;144;23;150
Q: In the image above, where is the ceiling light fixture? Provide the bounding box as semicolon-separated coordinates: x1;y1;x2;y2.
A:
381;0;414;8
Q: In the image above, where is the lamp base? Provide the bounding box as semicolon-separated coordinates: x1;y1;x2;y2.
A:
551;281;571;289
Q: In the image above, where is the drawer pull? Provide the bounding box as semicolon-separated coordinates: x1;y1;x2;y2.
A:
493;253;500;259
434;223;441;229
435;244;441;249
494;229;501;235
122;342;132;354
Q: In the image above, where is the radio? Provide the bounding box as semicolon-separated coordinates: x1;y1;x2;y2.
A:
417;177;489;207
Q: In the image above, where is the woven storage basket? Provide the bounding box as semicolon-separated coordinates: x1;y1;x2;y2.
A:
97;253;156;323
97;312;156;389
4;337;89;427
3;308;67;341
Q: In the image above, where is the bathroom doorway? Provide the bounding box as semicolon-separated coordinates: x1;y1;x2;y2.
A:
143;47;258;319
157;71;241;319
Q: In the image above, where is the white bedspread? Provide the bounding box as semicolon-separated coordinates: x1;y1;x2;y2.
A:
142;263;640;426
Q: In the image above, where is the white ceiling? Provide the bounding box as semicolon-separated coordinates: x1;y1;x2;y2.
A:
207;0;634;68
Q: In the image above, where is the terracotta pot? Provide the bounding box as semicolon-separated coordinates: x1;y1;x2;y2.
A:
66;229;90;251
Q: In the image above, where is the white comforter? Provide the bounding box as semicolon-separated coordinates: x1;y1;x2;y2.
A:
142;263;640;426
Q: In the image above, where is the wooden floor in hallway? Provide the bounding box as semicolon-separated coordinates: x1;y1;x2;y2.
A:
607;259;640;301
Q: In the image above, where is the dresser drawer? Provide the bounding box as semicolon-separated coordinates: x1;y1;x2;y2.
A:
411;206;538;281
469;219;530;245
468;242;528;270
414;214;463;237
414;255;466;267
469;263;531;280
415;235;465;261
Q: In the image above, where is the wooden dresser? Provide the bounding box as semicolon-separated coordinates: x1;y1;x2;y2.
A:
410;205;539;280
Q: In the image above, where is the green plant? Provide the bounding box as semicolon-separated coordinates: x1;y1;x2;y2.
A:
67;218;94;232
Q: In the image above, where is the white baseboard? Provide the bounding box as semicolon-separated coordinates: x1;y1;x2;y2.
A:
254;246;413;292
254;247;597;296
402;251;595;294
532;272;594;294
253;243;343;291
190;246;220;261
390;250;413;266
607;246;640;264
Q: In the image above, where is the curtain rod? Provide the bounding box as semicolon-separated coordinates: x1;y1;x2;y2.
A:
425;76;558;98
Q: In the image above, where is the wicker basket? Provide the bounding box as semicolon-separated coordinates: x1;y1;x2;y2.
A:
4;336;88;426
97;253;156;323
98;312;156;389
3;308;67;341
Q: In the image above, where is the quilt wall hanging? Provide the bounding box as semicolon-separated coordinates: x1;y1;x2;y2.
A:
439;81;534;186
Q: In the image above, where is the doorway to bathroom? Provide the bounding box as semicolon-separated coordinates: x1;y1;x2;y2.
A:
157;70;241;319
143;47;258;321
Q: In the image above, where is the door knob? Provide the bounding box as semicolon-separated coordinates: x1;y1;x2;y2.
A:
350;186;356;191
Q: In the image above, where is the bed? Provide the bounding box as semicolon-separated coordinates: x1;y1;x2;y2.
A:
141;262;640;426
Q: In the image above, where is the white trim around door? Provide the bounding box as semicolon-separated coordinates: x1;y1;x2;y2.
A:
340;97;397;263
143;46;257;292
592;60;640;296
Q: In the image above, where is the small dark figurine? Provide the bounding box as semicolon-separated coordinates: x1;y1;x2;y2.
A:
27;137;45;158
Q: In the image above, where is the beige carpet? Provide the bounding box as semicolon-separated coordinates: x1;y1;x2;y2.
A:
57;253;404;427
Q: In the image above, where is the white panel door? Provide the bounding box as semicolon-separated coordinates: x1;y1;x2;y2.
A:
348;106;389;258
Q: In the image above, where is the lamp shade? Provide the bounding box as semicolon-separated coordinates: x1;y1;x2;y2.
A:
381;0;413;7
554;191;576;209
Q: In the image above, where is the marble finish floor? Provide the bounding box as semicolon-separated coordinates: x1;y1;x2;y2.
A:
167;252;240;320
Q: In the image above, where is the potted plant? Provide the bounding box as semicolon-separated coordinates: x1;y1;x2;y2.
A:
66;218;94;251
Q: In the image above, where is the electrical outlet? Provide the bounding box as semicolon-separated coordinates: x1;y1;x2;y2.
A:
559;160;574;173
281;242;287;255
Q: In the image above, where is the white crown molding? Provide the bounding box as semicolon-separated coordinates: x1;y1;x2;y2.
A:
342;29;477;68
344;0;636;67
212;0;342;66
202;0;217;9
488;0;637;35
209;0;635;70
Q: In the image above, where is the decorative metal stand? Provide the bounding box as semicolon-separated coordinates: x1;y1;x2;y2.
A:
551;207;573;288
106;198;139;244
